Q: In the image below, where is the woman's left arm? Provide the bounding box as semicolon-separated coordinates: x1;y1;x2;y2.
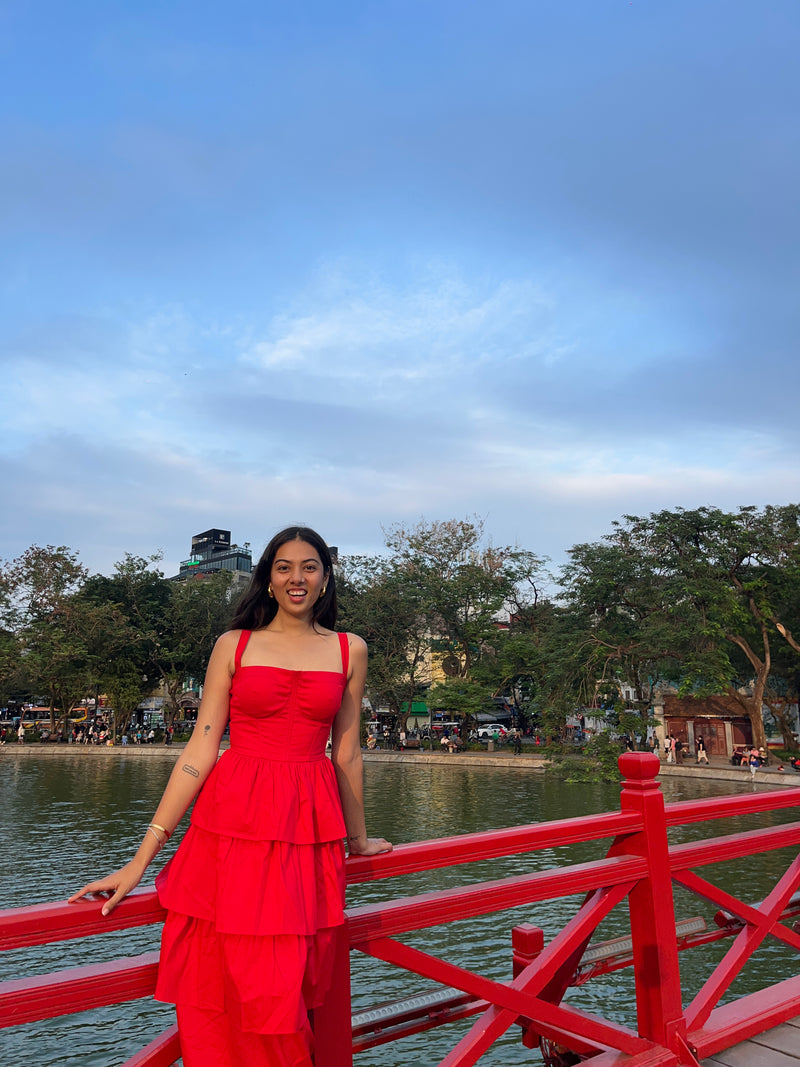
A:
331;634;392;857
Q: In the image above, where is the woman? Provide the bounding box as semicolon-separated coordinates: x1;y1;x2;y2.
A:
71;525;391;1067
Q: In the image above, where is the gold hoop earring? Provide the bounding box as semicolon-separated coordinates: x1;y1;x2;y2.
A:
320;583;327;596
268;584;274;598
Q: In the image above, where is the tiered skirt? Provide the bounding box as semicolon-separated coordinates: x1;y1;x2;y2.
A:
155;749;346;1051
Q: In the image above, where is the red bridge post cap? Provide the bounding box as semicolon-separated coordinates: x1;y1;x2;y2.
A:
618;751;660;782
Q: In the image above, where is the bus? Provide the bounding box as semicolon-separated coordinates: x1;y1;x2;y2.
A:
18;706;90;729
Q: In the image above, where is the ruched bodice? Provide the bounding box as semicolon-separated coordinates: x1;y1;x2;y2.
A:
228;665;347;761
155;629;351;1055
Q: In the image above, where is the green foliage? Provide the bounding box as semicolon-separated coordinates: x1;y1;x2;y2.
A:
546;733;623;783
427;677;489;730
0;546;234;728
340;517;546;730
3;503;800;758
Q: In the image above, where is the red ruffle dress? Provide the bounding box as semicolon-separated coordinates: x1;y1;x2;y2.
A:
154;630;349;1067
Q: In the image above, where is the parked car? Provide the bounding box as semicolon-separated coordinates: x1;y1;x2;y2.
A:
475;724;509;741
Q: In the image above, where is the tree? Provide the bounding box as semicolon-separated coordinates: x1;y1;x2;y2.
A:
0;545;94;727
337;554;431;731
83;558;234;733
383;517;541;681
342;518;545;734
593;506;800;751
559;536;687;741
80;554;171;737
156;572;234;725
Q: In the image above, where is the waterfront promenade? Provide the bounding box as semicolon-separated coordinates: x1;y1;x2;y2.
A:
7;739;797;788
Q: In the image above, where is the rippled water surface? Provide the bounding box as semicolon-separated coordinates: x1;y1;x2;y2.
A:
1;752;797;1066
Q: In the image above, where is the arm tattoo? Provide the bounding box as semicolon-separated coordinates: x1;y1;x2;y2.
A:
182;764;200;778
203;724;210;734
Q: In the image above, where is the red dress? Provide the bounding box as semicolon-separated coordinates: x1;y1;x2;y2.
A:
155;630;349;1067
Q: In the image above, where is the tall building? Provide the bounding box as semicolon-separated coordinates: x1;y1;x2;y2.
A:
175;529;252;589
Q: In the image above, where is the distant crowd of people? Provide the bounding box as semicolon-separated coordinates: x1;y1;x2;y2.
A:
364;723;537;754
1;715;175;747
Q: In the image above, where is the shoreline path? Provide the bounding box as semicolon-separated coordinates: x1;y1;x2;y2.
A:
4;742;798;787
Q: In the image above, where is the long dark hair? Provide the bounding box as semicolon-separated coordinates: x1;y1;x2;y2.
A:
231;526;337;631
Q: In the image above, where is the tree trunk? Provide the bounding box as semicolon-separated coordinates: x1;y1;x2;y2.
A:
764;701;799;751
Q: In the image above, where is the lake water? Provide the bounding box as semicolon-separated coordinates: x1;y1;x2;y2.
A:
1;753;797;1066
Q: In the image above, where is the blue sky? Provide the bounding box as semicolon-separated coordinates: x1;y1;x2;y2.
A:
2;0;799;576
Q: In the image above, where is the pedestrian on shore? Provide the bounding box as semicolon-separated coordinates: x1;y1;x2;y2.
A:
665;735;675;763
749;746;760;778
696;736;708;764
17;722;25;744
71;525;392;1067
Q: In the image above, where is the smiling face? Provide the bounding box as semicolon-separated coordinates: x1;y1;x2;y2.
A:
269;538;328;618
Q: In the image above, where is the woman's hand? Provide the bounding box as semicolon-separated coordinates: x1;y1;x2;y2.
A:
347;836;393;856
68;860;146;916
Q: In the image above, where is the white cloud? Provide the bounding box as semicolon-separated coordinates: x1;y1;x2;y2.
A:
239;269;560;390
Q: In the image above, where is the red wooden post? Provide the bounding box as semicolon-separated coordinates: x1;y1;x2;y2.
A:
312;921;353;1067
512;924;544;1049
616;753;686;1054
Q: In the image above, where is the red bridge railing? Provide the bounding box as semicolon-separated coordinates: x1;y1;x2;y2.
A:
2;752;800;1067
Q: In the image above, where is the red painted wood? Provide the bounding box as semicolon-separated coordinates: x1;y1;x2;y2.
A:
0;887;164;951
360;935;650;1058
119;1024;181;1067
512;923;544;1048
2;751;799;1067
347;854;648;943
435;883;635;1066
614;753;686;1051
0;952;159;1027
675;869;800;953
684;852;800;1031
582;1048;678;1066
664;786;800;828
669;822;800;872
688;975;800;1059
344;810;642;884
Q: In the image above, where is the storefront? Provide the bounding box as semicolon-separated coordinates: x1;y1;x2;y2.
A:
659;694;752;757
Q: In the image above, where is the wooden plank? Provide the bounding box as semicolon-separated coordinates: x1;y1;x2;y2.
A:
701;1030;800;1067
749;1020;800;1058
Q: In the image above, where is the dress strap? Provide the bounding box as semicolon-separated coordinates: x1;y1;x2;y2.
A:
338;632;350;678
234;629;251;672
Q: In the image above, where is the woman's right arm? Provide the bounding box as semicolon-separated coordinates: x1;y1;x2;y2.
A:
68;631;238;916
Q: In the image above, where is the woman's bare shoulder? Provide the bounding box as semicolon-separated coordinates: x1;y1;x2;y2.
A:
344;632;368;658
215;629;243;651
209;629;244;668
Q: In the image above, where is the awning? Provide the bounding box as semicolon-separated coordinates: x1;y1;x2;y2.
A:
401;701;429;717
475;710;512;723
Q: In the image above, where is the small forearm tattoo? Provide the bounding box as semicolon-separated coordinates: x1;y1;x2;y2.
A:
182;764;200;778
203;724;210;735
